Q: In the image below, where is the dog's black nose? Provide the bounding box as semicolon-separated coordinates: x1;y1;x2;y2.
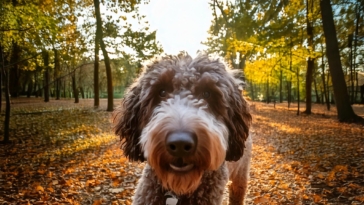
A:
166;132;197;157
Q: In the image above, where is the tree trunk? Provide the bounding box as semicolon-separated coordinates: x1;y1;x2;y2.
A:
44;68;50;102
327;70;334;105
80;87;85;99
94;0;113;111
239;53;246;71
56;79;60;100
304;58;314;113
72;71;79;103
3;67;11;144
266;78;269;104
297;66;300;116
63;80;66;98
319;0;361;122
279;70;283;103
349;34;354;103
27;74;33;98
304;0;314;114
54;49;61;100
361;85;364;104
1;45;11;144
34;71;38;97
250;81;255;101
43;50;50;102
321;45;330;111
287;80;291;108
10;42;21;97
94;27;100;107
353;5;361;103
0;66;2;112
288;38;293;109
313;77;320;103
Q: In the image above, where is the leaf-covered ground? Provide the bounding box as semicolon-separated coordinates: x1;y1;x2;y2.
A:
245;102;364;205
1;98;364;205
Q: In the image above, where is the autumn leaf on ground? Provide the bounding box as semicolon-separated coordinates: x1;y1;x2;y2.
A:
1;99;364;204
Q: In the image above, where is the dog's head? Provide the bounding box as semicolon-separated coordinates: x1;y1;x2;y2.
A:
113;53;251;194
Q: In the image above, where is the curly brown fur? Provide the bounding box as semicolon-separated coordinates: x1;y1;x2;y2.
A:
113;53;252;204
133;163;229;205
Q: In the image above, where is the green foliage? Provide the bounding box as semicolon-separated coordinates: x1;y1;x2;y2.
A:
0;0;163;100
206;0;364;102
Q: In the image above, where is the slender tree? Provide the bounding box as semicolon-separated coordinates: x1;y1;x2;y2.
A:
0;44;10;144
54;49;61;100
319;0;362;122
72;70;79;103
303;0;315;114
353;3;361;102
320;43;330;110
94;0;113;111
94;30;100;107
42;50;50;102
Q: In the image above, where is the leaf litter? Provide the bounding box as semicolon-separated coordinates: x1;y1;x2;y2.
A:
1;98;364;205
244;102;364;205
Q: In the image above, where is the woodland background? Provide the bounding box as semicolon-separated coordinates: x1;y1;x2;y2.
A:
1;0;364;204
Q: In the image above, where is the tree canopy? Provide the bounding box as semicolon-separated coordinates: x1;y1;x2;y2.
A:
206;0;364;121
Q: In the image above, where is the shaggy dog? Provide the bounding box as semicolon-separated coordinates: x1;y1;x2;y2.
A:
113;53;252;205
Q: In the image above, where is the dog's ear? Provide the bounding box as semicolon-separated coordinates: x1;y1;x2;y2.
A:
225;86;252;161
113;85;145;161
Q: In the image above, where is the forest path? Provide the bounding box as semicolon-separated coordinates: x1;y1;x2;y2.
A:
1;98;364;204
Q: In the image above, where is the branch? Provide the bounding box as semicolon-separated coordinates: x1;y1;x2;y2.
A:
4;54;41;69
263;0;287;24
0;44;5;75
212;0;219;35
0;27;33;32
34;62;94;93
213;0;231;27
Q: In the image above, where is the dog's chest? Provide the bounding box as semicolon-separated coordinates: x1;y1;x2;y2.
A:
135;164;229;205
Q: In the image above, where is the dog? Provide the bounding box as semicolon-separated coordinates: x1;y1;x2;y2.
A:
113;53;252;205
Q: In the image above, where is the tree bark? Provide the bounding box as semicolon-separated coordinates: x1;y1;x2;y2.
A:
72;71;79;103
94;0;113;111
353;5;361;102
349;34;354;103
27;73;33;98
0;63;2;112
279;70;283;103
297;66;300;116
319;0;362;122
304;58;314;113
304;0;314;114
10;42;21;97
34;70;39;97
80;87;85;99
287;80;291;108
94;27;100;107
42;50;50;102
288;38;293;109
313;77;320;103
250;81;255;101
54;49;61;100
266;78;270;104
321;45;330;111
63;80;66;98
1;45;10;144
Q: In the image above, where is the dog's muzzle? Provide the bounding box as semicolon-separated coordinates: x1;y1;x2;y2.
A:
166;131;197;172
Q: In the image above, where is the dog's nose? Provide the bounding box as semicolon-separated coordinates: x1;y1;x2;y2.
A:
166;132;197;157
